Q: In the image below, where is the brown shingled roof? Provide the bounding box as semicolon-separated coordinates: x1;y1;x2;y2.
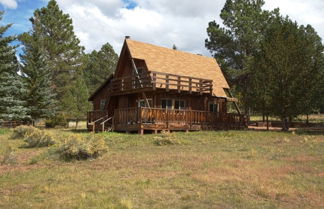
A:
126;39;230;97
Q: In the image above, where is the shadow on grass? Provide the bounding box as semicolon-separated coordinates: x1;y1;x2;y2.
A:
63;129;89;134
296;128;324;136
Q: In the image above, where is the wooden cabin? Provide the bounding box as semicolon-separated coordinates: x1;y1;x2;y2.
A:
87;37;246;133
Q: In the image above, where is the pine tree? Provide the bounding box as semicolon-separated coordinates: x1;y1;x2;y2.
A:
0;11;30;121
252;16;324;130
85;43;118;94
29;0;84;111
62;72;90;129
19;32;57;120
205;0;278;113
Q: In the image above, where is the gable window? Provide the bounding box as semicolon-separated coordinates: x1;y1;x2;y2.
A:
138;99;152;107
100;99;106;110
209;102;219;113
174;100;185;110
161;99;172;109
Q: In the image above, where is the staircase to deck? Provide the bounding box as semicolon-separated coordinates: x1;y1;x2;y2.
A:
87;111;113;132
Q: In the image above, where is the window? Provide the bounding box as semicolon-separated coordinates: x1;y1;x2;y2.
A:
138;99;152;107
100;99;106;110
174;100;185;110
209;103;219;113
161;99;172;109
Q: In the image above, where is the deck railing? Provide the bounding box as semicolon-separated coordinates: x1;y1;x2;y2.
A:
113;107;246;130
87;110;108;123
108;71;213;95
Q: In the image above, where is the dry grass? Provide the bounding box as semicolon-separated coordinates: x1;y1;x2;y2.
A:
250;114;324;123
0;128;323;209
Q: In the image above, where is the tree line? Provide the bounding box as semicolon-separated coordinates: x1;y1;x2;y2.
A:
205;0;324;130
0;0;118;126
1;0;323;131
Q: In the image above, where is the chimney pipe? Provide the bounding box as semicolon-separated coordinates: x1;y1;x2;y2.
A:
125;36;131;39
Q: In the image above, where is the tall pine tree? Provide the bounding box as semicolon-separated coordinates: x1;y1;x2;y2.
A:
205;0;278;113
0;11;29;121
252;16;324;130
85;43;118;94
19;32;56;121
29;0;84;112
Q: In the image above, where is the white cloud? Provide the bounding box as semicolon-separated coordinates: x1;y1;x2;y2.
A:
264;0;324;40
55;0;324;56
0;0;18;9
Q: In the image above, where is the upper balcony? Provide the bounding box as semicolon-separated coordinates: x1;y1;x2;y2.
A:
108;71;213;95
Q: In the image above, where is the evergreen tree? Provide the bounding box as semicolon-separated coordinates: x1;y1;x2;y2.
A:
205;0;278;113
62;72;90;128
29;0;84;111
85;43;118;94
0;11;30;121
19;32;56;120
252;16;324;130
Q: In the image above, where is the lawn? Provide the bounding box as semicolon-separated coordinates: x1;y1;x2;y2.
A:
0;128;323;209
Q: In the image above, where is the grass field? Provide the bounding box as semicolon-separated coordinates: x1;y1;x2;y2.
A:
0;128;323;209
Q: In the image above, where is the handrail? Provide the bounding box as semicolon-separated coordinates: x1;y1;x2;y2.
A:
110;71;213;95
92;116;107;124
149;70;213;82
100;117;112;125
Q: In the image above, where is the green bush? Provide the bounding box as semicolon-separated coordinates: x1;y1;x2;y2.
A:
153;131;181;146
23;129;56;148
45;114;67;128
11;125;38;139
57;135;108;160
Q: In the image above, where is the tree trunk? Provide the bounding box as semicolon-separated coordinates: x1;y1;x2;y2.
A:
282;117;289;131
266;115;269;131
262;112;265;122
306;114;309;126
75;119;79;130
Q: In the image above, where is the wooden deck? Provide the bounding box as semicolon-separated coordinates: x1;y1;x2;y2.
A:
108;71;213;95
112;107;247;133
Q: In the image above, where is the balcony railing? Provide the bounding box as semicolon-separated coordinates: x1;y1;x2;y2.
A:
113;107;246;130
108;71;213;95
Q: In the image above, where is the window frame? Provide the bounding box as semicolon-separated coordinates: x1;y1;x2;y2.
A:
209;102;219;113
137;98;152;108
161;98;173;109
174;99;186;110
100;99;106;110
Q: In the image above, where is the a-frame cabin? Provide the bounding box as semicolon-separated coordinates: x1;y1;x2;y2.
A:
87;37;246;133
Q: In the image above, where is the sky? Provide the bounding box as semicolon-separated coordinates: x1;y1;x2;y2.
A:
1;0;324;56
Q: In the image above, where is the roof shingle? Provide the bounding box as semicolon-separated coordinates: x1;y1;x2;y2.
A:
126;39;229;97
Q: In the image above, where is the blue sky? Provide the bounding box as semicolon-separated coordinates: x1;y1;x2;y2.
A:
1;0;323;56
1;0;46;36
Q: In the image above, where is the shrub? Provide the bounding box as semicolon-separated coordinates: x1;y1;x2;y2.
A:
11;125;38;139
153;131;181;146
0;146;17;165
45;114;67;128
23;129;56;148
57;135;108;160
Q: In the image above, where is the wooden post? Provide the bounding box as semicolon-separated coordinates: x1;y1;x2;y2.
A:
139;128;144;135
209;81;213;95
189;78;192;94
153;73;156;90
177;76;181;93
199;79;203;95
166;109;169;129
166;74;169;92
